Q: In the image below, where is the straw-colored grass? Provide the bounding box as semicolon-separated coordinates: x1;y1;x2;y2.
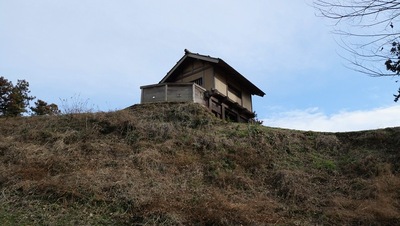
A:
0;102;399;225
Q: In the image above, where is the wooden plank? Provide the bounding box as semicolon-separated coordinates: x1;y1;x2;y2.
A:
141;86;166;103
167;85;192;102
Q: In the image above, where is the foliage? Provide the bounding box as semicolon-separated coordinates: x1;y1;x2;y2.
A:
0;76;13;115
314;0;400;101
30;99;61;116
386;41;400;101
0;76;35;117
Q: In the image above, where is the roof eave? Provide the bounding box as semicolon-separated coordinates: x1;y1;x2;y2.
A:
217;59;265;97
159;54;189;84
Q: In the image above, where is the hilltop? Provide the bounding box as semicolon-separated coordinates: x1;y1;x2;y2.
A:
0;103;399;225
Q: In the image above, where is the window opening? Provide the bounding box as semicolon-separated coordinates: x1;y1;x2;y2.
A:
225;108;238;122
191;78;203;86
228;84;242;98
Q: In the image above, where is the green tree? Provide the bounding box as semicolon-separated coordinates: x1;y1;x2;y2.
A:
0;77;13;116
30;99;60;116
314;0;400;101
0;76;35;117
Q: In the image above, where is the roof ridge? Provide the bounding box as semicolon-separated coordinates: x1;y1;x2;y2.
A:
184;49;220;60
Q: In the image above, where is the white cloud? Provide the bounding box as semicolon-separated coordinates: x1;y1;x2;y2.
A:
262;105;400;132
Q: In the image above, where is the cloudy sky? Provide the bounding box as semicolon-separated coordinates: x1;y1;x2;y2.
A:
1;0;400;132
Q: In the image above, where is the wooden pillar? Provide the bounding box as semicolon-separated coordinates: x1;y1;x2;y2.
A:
165;84;168;102
222;103;228;121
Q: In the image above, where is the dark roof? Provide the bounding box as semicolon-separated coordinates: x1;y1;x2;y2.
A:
159;49;265;97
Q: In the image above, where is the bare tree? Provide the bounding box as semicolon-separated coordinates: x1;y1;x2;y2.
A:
314;0;400;100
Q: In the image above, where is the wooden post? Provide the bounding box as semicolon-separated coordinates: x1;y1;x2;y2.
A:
165;84;168;102
222;104;227;120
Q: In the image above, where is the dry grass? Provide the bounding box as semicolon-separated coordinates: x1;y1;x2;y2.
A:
0;102;400;225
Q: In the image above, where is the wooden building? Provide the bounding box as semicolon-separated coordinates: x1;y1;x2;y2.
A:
140;49;265;122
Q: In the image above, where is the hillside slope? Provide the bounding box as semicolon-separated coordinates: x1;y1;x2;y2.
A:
0;103;399;225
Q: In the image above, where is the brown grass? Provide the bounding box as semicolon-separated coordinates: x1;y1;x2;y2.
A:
0;102;400;225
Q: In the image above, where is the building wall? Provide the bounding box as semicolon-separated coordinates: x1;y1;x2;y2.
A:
179;72;203;84
203;67;214;90
141;85;166;103
173;61;215;91
141;83;206;105
214;72;227;95
242;92;252;112
182;59;204;74
227;90;241;104
194;85;206;105
214;71;254;112
167;85;192;102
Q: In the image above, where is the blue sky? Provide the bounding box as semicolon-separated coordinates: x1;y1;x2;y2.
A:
1;0;400;132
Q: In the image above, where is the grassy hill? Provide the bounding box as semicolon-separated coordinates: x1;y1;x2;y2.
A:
0;102;399;225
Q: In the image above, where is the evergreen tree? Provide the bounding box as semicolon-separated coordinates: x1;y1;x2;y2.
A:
0;76;35;117
31;99;60;116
